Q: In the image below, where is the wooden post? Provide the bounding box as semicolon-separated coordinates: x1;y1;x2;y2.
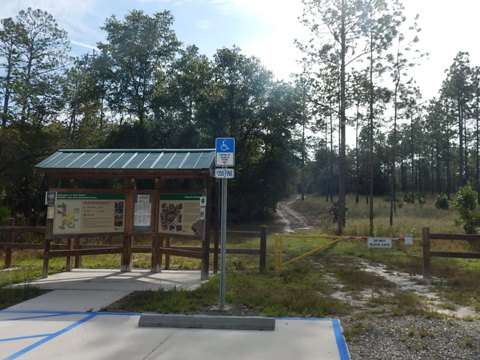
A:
201;176;212;280
4;218;14;268
42;239;51;278
259;225;267;273
151;235;161;273
65;238;73;271
165;237;171;270
422;227;431;280
121;235;133;272
4;246;12;269
274;234;282;273
74;238;81;268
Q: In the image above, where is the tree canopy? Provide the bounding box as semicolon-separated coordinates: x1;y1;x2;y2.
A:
1;4;480;235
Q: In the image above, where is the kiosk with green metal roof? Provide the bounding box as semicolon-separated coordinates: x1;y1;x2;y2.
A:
36;148;217;280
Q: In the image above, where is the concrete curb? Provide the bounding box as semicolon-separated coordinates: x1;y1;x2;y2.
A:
138;314;276;331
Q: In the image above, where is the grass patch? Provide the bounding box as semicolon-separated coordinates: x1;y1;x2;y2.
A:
105;264;350;317
367;291;431;317
327;263;396;292
0;286;47;309
292;194;462;236
343;321;370;341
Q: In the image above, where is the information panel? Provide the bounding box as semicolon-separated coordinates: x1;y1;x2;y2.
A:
134;194;152;232
158;193;203;237
52;192;125;235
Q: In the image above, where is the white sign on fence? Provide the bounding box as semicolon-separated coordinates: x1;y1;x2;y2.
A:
367;237;392;249
404;233;413;245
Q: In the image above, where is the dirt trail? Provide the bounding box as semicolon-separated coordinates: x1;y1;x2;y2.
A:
276;196;311;233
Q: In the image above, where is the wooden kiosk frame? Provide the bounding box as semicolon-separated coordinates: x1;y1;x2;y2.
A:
36;149;217;280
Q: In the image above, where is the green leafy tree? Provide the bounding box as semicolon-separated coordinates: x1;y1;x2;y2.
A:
298;0;367;233
151;45;212;148
442;52;472;186
97;10;181;125
0;17;23;127
11;8;70;124
361;0;403;235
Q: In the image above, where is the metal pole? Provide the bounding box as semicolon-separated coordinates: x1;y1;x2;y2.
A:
219;176;227;309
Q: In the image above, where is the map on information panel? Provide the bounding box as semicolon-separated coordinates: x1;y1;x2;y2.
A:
53;192;125;235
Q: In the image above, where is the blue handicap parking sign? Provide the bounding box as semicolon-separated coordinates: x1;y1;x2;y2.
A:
215;138;235;153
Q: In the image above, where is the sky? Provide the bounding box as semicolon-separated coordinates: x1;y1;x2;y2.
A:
1;0;479;101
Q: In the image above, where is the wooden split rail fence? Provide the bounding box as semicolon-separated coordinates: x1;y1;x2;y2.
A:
422;227;480;279
0;219;267;277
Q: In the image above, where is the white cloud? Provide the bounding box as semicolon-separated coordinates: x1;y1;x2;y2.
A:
70;40;99;51
0;0;99;40
210;0;307;80
196;19;211;30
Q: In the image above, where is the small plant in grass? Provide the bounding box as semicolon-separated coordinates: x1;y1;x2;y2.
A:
343;321;366;340
459;336;475;348
435;193;449;210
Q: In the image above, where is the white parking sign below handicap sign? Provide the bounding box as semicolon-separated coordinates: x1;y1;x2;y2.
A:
215;137;235;167
215;168;235;179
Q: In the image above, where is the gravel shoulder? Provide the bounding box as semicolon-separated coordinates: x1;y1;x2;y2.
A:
343;315;479;360
277;197;480;360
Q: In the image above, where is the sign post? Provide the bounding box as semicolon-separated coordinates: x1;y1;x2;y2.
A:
215;137;235;310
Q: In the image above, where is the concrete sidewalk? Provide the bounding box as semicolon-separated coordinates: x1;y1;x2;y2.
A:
10;269;203;312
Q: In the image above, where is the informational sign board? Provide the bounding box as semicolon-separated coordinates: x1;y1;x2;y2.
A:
134;194;151;232
158;193;204;238
367;237;392;249
215;137;235;167
52;192;125;235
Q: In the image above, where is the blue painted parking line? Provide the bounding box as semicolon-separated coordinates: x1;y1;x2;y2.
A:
3;313;97;360
0;309;141;317
0;310;142;360
1;313;72;322
332;319;350;360
0;334;51;343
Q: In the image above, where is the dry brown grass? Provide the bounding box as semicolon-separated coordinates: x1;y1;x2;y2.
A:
294;194;462;236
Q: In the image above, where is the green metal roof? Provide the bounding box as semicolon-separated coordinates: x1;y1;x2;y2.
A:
36;149;216;171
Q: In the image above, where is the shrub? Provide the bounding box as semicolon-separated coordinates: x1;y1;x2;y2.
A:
435;193;449;210
403;192;414;203
453;185;480;234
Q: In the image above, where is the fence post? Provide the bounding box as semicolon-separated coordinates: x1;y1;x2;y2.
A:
4;218;15;268
259;226;267;273
165;237;171;270
422;227;431;280
42;239;51;278
151;235;161;273
74;238;81;268
274;234;282;273
121;235;133;272
65;238;73;271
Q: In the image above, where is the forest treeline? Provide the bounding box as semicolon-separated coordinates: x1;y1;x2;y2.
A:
0;2;479;233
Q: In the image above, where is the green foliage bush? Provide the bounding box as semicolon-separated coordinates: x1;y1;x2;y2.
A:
403;192;414;203
435;193;449;210
0;206;10;225
453;185;480;234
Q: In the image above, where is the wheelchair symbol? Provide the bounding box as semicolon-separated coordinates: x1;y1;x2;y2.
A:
220;140;229;151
